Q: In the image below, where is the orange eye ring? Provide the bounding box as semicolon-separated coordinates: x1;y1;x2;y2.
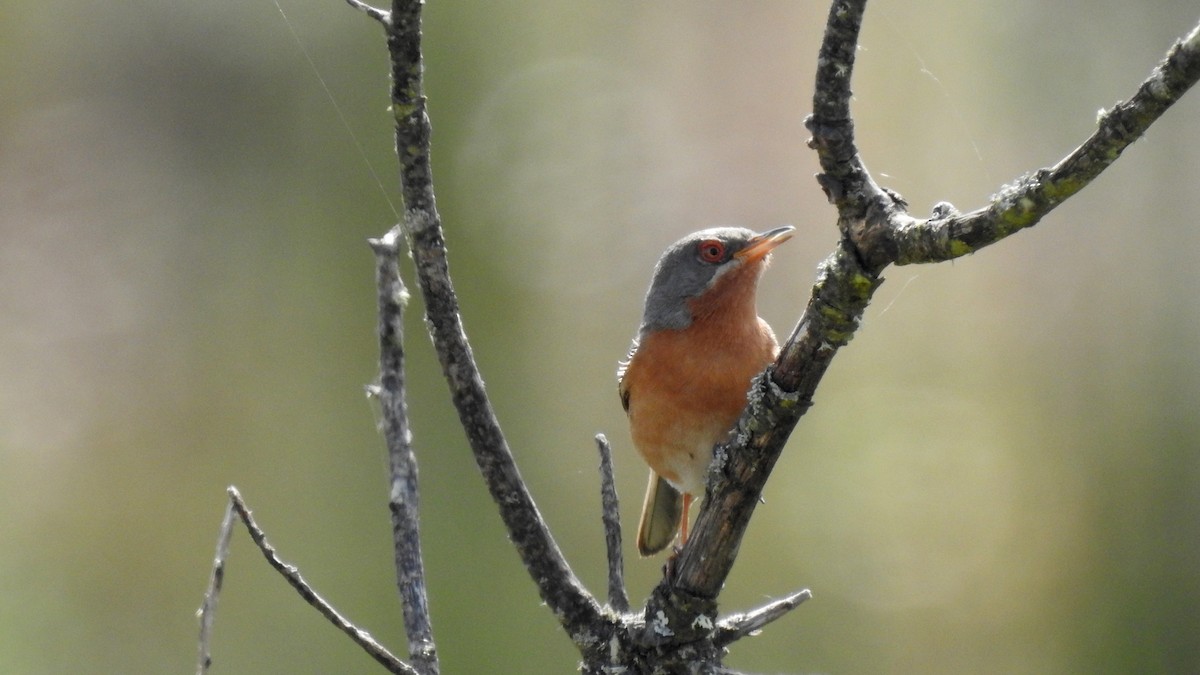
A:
698;239;725;263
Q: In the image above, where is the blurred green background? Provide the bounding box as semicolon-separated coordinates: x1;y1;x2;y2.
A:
2;0;1198;673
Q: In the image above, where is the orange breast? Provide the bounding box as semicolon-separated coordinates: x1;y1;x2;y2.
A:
622;311;778;495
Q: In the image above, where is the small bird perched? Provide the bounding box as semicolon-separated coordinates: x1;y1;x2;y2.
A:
619;226;793;556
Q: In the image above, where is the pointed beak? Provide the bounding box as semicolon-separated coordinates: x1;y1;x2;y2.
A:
735;225;795;262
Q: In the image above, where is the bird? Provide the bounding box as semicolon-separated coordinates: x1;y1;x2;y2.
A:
619;225;793;556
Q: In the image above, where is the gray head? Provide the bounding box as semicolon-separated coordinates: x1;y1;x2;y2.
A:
639;225;793;333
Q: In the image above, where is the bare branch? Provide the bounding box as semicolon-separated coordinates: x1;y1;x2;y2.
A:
376;0;605;642
225;487;416;675
195;497;236;675
370;228;439;675
595;433;629;613
714;589;813;648
885;18;1200;266
652;0;1199;637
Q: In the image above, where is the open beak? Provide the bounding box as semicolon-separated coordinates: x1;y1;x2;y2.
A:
735;225;795;262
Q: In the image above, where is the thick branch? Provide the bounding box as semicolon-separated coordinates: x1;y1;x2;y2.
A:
379;0;605;642
808;0;870;202
371;229;439;675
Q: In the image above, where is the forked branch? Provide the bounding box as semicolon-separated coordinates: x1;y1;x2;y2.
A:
197;487;415;675
653;0;1200;634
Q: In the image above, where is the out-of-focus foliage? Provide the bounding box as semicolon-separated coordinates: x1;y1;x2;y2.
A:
1;1;1197;673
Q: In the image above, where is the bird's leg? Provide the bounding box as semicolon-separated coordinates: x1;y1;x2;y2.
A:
662;493;694;584
679;493;693;547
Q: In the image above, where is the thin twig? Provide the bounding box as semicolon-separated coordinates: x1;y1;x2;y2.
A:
595;433;629;613
195;497;236;675
378;0;606;642
226;487;416;675
714;589;813;648
344;0;389;25
371;228;439;675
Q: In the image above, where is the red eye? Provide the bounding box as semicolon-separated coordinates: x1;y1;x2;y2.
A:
698;239;725;263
